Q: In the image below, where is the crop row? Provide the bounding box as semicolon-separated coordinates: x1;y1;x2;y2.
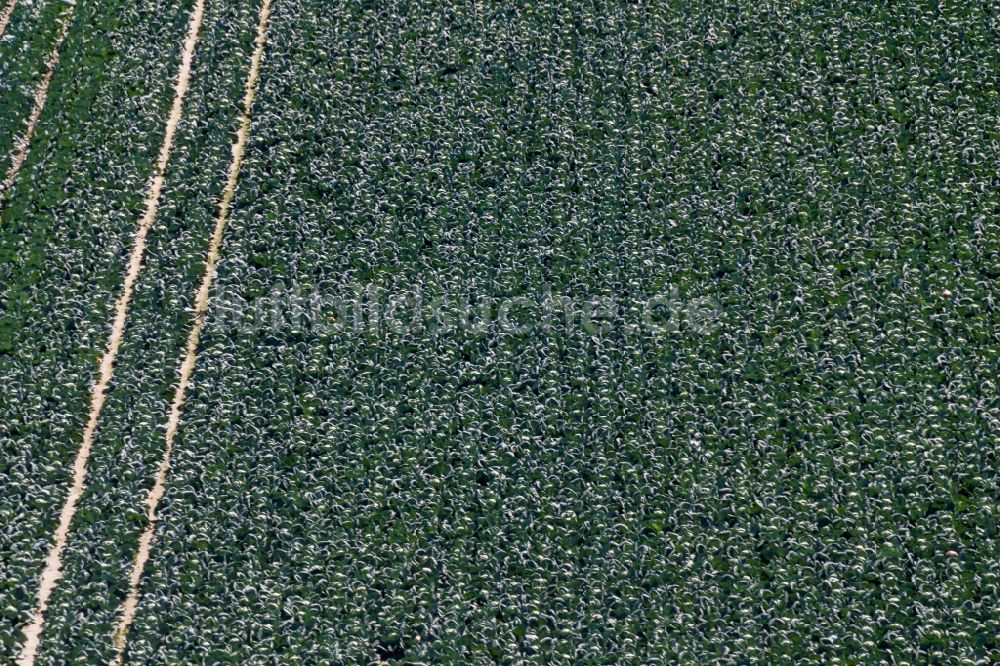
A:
110;0;998;664
0;0;197;657
24;0;268;662
0;0;71;188
2;0;999;663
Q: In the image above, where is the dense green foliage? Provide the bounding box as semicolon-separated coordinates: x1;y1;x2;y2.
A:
0;0;192;654
34;1;267;662
125;0;997;663
0;0;71;183
3;0;1000;663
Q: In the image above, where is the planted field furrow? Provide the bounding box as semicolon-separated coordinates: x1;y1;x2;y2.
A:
0;2;73;214
0;0;72;194
111;2;273;658
113;1;998;664
16;0;207;661
26;0;268;662
2;0;999;664
0;0;201;657
0;0;19;37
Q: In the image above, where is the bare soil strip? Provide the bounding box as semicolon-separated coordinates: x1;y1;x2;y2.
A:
0;0;74;204
16;1;207;663
109;0;274;661
0;0;17;38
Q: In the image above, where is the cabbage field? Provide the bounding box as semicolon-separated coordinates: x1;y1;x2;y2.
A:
1;0;999;664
